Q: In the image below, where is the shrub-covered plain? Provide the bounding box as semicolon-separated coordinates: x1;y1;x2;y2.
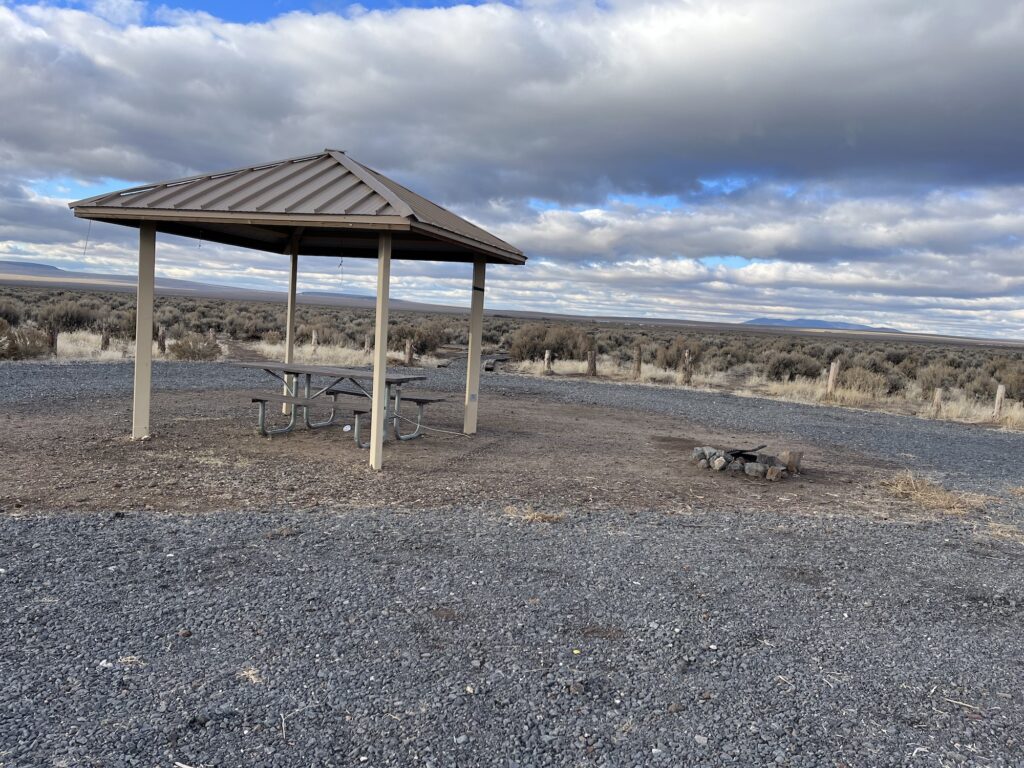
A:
1;285;1021;426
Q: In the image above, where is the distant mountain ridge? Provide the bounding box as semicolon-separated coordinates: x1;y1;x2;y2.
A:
0;260;450;312
744;317;901;333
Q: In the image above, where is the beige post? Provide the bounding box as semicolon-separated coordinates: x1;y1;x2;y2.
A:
282;241;299;413
633;345;642;380
464;258;486;434
586;349;597;377
132;223;156;439
826;360;840;399
994;384;1006;419
369;233;392;470
932;387;944;415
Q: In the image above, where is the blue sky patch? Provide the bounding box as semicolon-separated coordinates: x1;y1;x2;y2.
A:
700;255;750;269
29;176;135;202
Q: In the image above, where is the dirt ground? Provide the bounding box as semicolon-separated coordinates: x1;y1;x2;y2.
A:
3;386;909;520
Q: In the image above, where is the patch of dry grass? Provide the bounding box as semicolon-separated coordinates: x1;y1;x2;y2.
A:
980;521;1024;546
55;330;133;361
1008;486;1024;498
511;357;688;386
503;503;565;523
881;471;989;514
249;341;442;369
53;330;172;361
238;665;264;684
928;394;1024;430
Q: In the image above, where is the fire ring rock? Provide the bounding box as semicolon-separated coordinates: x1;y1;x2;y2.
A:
744;462;767;478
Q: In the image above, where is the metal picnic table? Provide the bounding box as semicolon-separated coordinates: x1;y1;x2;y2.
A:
236;362;427;441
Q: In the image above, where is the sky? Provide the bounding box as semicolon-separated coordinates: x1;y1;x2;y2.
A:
1;0;1023;338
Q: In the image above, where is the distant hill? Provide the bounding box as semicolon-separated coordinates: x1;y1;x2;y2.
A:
0;260;454;312
744;317;901;333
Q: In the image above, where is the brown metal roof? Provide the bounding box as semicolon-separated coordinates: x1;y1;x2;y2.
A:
69;150;525;265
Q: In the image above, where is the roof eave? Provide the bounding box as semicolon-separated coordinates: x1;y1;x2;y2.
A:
71;207;413;231
409;221;526;265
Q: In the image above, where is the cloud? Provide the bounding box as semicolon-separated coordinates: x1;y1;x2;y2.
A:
1;0;1023;198
0;0;1022;337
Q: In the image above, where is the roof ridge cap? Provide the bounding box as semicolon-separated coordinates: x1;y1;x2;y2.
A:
325;149;415;220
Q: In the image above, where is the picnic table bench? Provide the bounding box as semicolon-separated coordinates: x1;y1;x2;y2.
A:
236;362;442;445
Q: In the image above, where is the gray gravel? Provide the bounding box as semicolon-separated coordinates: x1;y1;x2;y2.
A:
2;506;1022;767
2;359;1021;495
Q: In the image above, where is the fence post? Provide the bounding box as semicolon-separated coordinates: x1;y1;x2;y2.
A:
364;333;371;353
156;326;166;355
586;349;597;377
543;349;553;374
101;326;111;352
678;348;692;384
311;328;319;347
405;339;414;367
993;384;1006;419
932;387;943;415
826;360;840;399
633;345;642;380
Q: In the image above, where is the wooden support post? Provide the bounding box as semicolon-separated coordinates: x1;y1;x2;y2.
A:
826;360;840;399
282;240;299;414
132;223;156;440
633;345;642;380
586;349;597;377
543;349;553;374
463;258;486;434
369;233;392;470
364;333;372;353
156;326;166;355
993;384;1006;419
932;387;943;415
405;339;414;367
100;326;111;352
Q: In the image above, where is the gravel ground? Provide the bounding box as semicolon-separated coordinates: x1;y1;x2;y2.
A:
1;359;1023;767
2;358;1021;495
2;507;1022;768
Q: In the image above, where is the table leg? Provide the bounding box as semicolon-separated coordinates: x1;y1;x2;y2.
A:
392;385;403;438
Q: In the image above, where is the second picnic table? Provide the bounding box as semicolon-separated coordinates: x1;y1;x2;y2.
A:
236;362;433;444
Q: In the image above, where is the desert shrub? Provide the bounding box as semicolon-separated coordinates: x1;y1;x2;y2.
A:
1000;366;1024;400
656;337;704;370
37;300;96;332
263;330;283;344
154;304;181;328
916;362;957;392
390;318;452;354
0;319;52;360
509;324;550;361
0;298;23;325
959;370;998;399
839;366;890;396
167;333;221;361
766;352;822;382
0;317;10;358
509;323;589;361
